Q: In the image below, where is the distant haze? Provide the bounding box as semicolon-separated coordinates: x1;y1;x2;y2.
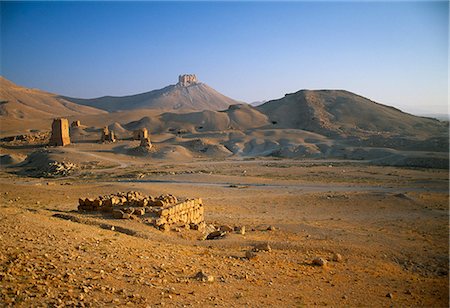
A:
1;1;448;115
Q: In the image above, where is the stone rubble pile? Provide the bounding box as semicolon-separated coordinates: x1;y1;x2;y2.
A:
78;191;205;231
43;161;77;177
0;132;50;143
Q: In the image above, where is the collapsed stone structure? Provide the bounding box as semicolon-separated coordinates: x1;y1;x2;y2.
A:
133;128;148;140
178;74;198;86
78;191;204;231
139;136;152;149
132;128;152;151
49;118;70;146
71;120;81;127
101;127;116;142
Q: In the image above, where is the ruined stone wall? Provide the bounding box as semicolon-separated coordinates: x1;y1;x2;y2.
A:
49;118;70;146
78;191;205;230
155;198;204;228
178;74;198;86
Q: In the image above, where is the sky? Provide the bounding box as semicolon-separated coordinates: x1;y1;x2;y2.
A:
1;1;448;115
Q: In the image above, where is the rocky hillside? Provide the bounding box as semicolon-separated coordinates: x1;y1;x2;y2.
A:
257;90;447;139
0;77;106;119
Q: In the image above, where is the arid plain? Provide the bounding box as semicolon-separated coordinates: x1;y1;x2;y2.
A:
0;76;448;306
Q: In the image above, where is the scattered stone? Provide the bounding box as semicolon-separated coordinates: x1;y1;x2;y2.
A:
206;230;226;240
159;224;170;232
312;257;328;267
253;242;271;252
135;208;145;216
205;224;217;234
332;253;343;262
219;225;233;232
235;292;244;299
194;271;214;282
123;208;135;215
112;210;130;219
190;222;205;231
228;184;249;189
39;161;77;178
245;251;258;260
386;293;394;299
394;193;408;199
267;225;276;231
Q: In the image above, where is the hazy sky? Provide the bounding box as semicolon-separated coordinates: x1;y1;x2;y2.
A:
1;1;448;114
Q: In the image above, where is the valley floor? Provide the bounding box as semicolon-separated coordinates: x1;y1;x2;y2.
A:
0;156;448;307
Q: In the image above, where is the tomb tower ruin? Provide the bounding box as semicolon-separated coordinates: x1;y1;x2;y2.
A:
49;118;71;146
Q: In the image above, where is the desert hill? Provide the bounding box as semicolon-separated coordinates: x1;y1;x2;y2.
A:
0;77;106;120
63;74;239;112
257;89;447;138
0;78;448;168
123;103;270;134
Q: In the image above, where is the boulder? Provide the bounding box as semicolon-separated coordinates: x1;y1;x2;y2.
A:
253;242;271;252
112;210;130;219
206;230;226;240
312;257;327;267
194;271;214;282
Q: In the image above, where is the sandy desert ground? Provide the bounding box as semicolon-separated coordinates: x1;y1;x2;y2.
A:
0;76;448;306
0;139;448;307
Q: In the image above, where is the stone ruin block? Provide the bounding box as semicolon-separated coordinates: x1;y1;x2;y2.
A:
154;198;204;229
77;191;205;230
133;128;148;140
101;126;116;142
49;118;70;146
178;74;198;87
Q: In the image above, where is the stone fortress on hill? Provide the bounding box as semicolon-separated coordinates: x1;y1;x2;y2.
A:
178;74;198;86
